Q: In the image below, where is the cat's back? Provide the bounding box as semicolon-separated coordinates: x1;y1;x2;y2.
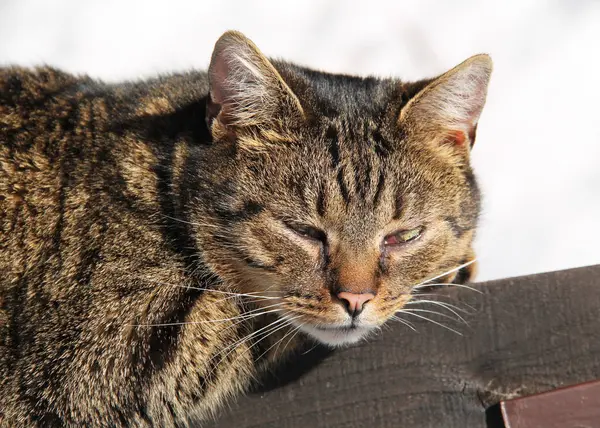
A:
0;64;210;279
0;66;214;425
0;65;210;252
1;65;84;114
0;66;106;154
1;67;111;280
0;65;210;298
1;65;211;150
0;65;209;309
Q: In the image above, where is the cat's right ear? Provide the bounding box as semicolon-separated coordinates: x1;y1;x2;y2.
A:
206;31;305;142
398;54;493;152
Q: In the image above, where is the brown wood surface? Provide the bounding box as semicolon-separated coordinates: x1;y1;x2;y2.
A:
202;265;600;428
501;379;600;428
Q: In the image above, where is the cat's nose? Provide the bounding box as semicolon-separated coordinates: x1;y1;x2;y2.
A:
337;291;375;317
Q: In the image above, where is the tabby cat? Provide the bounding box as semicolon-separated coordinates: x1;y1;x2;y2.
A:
0;31;491;426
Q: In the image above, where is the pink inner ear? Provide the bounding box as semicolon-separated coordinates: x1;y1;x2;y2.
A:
209;51;240;128
444;130;467;147
443;122;478;148
210;53;230;107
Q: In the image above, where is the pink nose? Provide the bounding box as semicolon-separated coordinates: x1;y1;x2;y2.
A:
337;291;375;317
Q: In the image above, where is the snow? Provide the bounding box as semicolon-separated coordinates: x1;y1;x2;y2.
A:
2;0;599;280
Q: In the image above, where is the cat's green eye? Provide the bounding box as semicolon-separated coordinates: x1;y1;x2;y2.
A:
383;227;424;247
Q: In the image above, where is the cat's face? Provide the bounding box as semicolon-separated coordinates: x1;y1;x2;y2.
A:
193;31;490;346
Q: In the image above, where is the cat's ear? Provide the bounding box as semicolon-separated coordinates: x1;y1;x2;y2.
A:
398;54;492;150
207;31;305;140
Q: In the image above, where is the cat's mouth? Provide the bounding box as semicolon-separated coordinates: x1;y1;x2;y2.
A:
313;324;359;332
293;321;377;347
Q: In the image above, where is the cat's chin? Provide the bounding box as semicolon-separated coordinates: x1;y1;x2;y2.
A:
296;323;376;347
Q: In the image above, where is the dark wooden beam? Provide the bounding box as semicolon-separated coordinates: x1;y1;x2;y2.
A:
203;265;600;428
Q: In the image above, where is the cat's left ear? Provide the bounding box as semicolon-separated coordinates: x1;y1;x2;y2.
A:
207;31;305;142
398;54;492;150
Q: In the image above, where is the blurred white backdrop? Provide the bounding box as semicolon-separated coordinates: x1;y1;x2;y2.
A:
1;0;599;281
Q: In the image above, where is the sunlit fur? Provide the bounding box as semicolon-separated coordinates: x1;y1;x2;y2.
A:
0;30;490;426
198;31;490;348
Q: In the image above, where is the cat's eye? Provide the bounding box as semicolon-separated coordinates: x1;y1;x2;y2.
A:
383;227;424;247
285;222;327;243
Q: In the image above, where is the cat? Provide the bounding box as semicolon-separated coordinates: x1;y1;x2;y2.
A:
0;30;491;426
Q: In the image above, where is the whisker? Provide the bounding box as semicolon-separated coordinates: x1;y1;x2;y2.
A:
151;280;279;300
204;317;287;380
390;315;417;332
277;324;304;358
207;315;300;379
406;299;473;322
397;310;463;336
270;326;299;359
130;302;288;327
209;316;302;384
213;290;281;304
407;298;468;312
106;267;280;301
160;214;218;228
130;309;283;328
429;282;483;294
399;308;468;325
253;319;303;362
415;281;483;295
412;259;478;289
215;314;295;362
212;302;293;338
301;341;321;355
410;295;477;312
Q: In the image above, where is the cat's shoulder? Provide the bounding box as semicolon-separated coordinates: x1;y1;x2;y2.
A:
0;65;104;137
0;66;89;105
0;65;209;107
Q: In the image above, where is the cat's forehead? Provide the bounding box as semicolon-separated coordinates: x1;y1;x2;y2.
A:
275;61;401;119
314;116;392;160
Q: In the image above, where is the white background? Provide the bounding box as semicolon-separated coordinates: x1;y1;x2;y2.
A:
1;0;599;281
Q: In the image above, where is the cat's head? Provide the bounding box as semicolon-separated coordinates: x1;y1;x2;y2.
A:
192;31;491;346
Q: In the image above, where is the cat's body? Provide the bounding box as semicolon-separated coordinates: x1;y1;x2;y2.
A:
0;32;491;426
0;68;256;426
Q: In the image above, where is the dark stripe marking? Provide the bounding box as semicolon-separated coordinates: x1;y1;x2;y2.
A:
336;167;350;205
326;125;341;167
361;155;373;198
243;257;277;272
243;201;264;216
354;164;364;197
393;194;404;220
373;168;385;208
316;185;326;217
372;129;392;157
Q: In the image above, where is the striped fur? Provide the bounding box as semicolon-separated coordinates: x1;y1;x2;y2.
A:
0;31;491;426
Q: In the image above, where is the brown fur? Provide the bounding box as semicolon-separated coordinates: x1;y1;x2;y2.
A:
0;31;491;426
